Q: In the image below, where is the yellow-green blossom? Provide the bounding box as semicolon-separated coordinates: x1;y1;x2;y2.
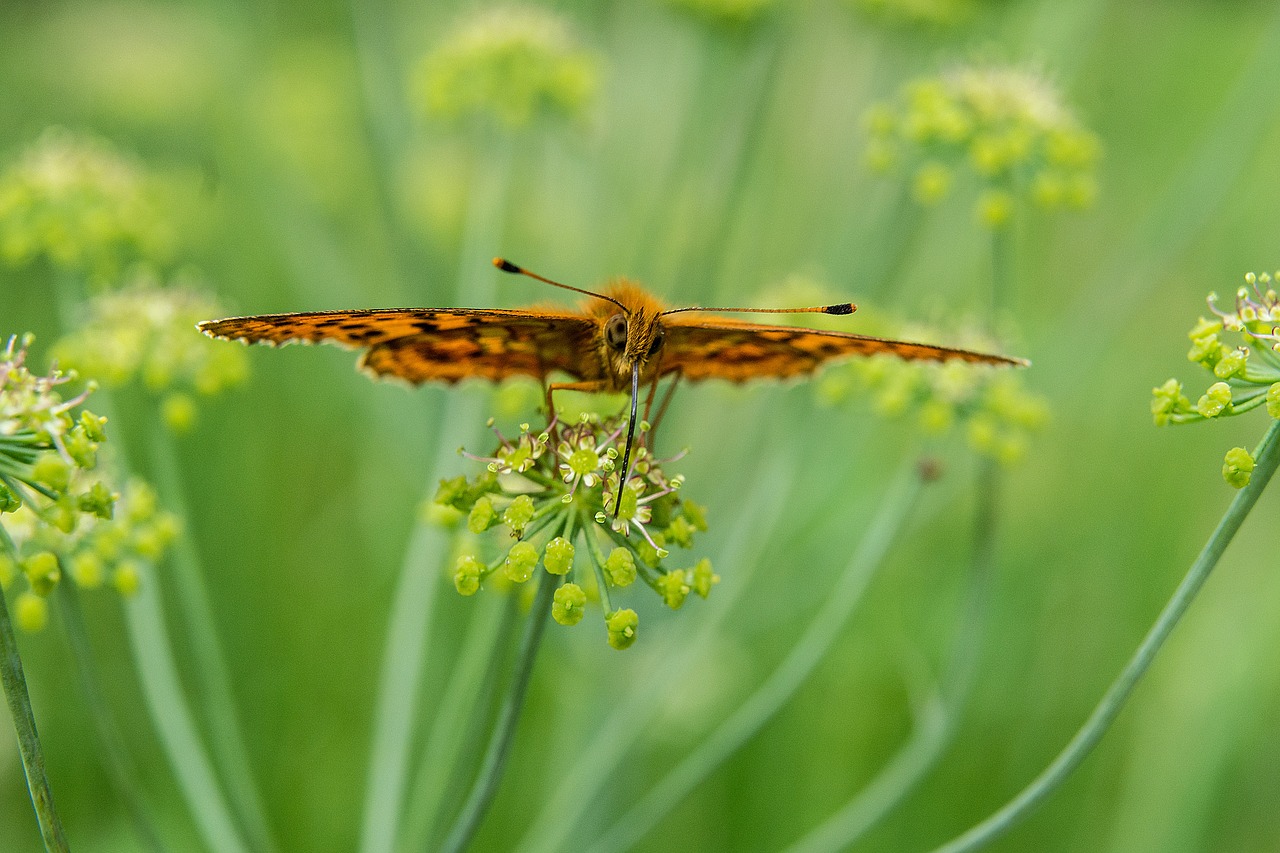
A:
0;128;171;276
413;7;598;129
54;276;249;430
866;65;1100;224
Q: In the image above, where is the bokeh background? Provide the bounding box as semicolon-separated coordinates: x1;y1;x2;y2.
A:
3;0;1280;851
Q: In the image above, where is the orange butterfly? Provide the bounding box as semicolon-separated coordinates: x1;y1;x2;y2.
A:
199;258;1026;512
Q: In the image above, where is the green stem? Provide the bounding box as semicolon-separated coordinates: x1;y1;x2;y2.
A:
401;592;515;851
56;581;165;853
784;459;999;852
0;550;70;852
586;456;926;853
440;568;558;853
932;419;1280;853
146;420;277;853
123;561;249;853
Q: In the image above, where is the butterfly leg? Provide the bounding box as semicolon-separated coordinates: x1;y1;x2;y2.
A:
545;380;609;426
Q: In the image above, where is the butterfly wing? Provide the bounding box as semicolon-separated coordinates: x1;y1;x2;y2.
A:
660;316;1026;382
199;308;598;384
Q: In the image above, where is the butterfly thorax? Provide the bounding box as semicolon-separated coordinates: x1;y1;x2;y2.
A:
583;280;669;392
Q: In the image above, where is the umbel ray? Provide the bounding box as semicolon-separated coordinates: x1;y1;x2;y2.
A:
198;258;1028;515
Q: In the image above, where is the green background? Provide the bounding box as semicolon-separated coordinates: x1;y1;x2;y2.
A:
3;0;1280;851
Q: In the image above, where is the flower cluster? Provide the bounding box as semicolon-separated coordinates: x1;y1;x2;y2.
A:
848;0;975;29
864;65;1100;227
0;335;177;631
817;316;1046;465
1151;272;1280;488
666;0;778;28
412;7;598;129
54;275;248;432
0;128;170;276
435;414;715;649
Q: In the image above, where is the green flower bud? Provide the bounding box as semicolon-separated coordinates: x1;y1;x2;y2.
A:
421;499;463;529
976;189;1013;229
552;582;587;626
1212;348;1247;380
23;551;61;596
911;162;951;206
78;482;116;520
663;515;696;549
113;560;141;597
691;558;719;598
65;430;98;470
162;393;198;433
32;455;72;492
1187;333;1226;367
504;541;539;583
603;547;636;587
1151;378;1192;426
434;475;470;510
543;536;574;576
605;608;639;650
502;494;536;534
1196;382;1233;418
70;552;105;588
1187;316;1223;342
15;592;48;633
681;500;708;532
1267;383;1280;419
1222;446;1255;489
467;496;497;534
0;554;15;589
657;570;691;610
453;554;484;596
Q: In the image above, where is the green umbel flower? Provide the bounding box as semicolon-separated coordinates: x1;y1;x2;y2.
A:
413;7;598;129
865;65;1100;227
0;336;177;630
54;275;249;431
0;128;170;276
444;413;710;647
1153;272;1280;485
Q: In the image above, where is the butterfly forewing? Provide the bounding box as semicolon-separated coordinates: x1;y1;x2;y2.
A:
660;316;1026;383
199;308;597;384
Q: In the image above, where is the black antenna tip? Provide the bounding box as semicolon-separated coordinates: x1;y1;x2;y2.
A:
824;303;856;315
493;257;520;274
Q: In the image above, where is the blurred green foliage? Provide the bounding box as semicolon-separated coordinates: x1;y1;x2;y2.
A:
3;1;1280;852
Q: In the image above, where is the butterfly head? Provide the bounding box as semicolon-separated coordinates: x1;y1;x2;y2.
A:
602;307;665;384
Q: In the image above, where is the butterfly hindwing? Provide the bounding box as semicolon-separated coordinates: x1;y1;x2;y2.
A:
660;316;1025;382
199;309;598;384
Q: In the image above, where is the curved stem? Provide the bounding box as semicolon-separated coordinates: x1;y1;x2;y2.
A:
0;544;70;852
56;581;165;853
587;456;926;853
440;568;558;853
932;419;1280;853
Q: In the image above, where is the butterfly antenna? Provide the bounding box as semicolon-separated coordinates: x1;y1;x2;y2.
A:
493;258;629;313
661;302;856;317
614;362;640;520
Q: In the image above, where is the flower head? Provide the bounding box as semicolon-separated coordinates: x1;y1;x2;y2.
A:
817;313;1046;466
0;128;171;276
1153;272;1280;486
0;335;177;630
442;412;710;647
865;64;1100;225
413;7;598;129
54;274;249;431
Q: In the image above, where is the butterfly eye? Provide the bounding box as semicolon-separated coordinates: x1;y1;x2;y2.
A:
648;328;665;356
605;315;628;351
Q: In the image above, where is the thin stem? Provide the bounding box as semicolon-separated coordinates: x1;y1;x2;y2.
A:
932;419;1280;853
145;419;277;853
440;567;558;853
56;581;165;853
124;559;250;853
401;592;515;851
784;459;1000;853
587;456;925;853
0;550;70;852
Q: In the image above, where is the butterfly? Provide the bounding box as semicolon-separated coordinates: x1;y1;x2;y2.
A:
199;258;1027;514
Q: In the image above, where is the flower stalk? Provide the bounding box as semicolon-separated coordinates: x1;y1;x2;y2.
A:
933;418;1280;853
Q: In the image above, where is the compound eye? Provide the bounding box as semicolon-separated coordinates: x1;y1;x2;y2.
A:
605;314;628;351
648;328;665;356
